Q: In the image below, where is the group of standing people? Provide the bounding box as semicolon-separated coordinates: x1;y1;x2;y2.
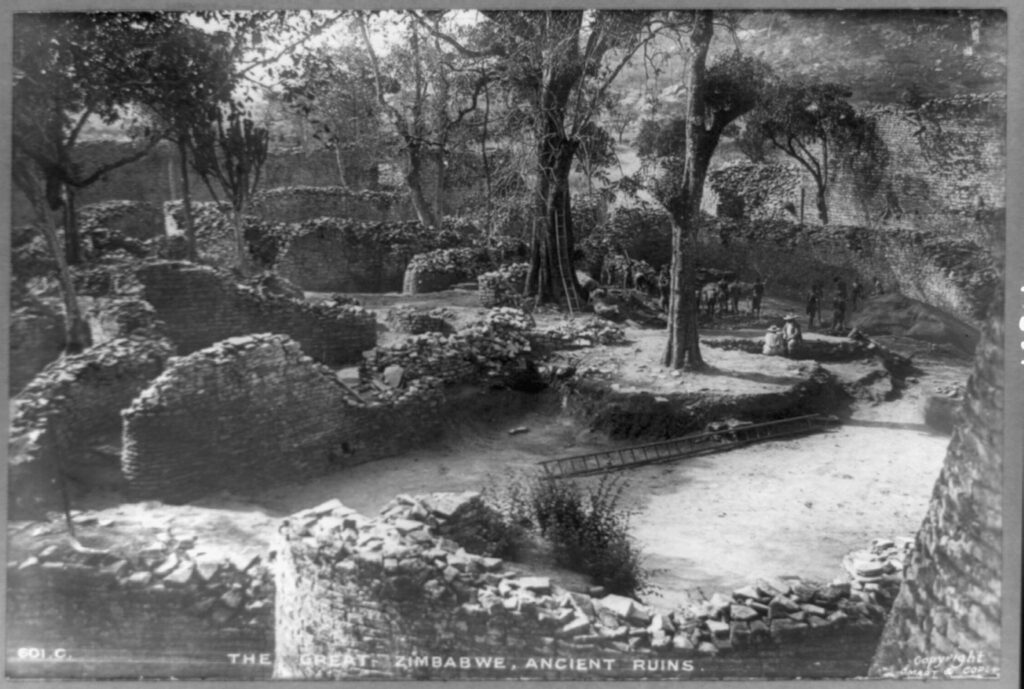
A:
805;276;870;334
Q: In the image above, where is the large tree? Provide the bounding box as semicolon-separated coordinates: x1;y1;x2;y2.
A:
653;12;769;369
743;81;886;224
12;13;170;266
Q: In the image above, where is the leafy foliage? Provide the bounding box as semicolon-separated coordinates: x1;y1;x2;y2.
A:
484;470;652;596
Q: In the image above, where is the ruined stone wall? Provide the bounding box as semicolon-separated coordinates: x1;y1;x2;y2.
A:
6;534;273;679
249;186;408;224
134;261;376;366
8;298;65;394
478;264;529;308
78;200;165;241
403;248;493;295
121;334;444;503
696;221;998;326
84;298;163;345
273;495;899;680
272;218;467;293
7;335;175;518
704;100;1005;231
869;285;1003;677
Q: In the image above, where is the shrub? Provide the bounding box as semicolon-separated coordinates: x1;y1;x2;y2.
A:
484;469;651;597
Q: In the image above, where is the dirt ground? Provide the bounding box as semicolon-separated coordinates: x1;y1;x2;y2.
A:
12;288;972;615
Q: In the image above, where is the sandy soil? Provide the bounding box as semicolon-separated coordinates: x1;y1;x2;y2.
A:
13;289;972;615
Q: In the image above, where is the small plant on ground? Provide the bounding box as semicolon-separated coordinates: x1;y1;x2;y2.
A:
484;469;652;597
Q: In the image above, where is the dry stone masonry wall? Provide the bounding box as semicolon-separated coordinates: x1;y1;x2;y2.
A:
274;493;904;680
478;263;529;308
7;335;176;517
697;220;998;327
79;200;165;241
249;186;406;224
8;297;66;394
121;334;444;503
6;524;274;679
134;261;376;366
403;248;493;295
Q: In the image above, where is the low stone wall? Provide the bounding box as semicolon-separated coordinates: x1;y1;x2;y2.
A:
6;531;273;679
385;307;454;335
79;200;165;241
697;220;999;326
273;495;901;680
122;334;443;503
7;335;176;518
478;263;529;308
271;218;466;292
249;186;406;224
8;297;65;394
361;308;535;386
134;261;376;366
561;365;845;440
403;248;492;295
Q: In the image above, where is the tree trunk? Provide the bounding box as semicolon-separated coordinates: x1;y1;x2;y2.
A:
662;10;714;370
62;184;82;265
333;146;350;190
35;196;91;354
869;283;1003;676
177;139;198;261
815;185;830;225
231;206;252;277
662;219;703;368
526;133;583;306
405;145;439;228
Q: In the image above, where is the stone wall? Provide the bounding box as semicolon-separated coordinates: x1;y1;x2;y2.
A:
249;186;408;224
6;531;273;679
79;200;165;241
273;494;901;680
271;218;467;293
403;248;493;295
8;297;66;394
704;97;1005;230
84;298;163;345
478;263;529;308
696;220;998;327
9;141;398;226
121;334;444;503
869;281;1003;677
133;261;377;366
7;335;176;518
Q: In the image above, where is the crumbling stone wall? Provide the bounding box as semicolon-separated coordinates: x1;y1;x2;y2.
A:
84;298;163;345
273;495;900;680
869;284;1003;677
121;334;444;503
478;263;529;308
134;261;376;366
249;186;407;224
403;248;493;294
697;220;998;326
7;335;176;517
79;200;164;241
271;218;467;293
8;297;65;394
6;533;273;679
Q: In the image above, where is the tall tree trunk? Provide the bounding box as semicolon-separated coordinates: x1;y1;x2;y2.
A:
62;184;81;265
662;10;714;370
525;133;583;306
33;195;91;354
869;282;1003;676
231;205;252;277
177;139;198;261
815;184;830;224
405;145;439;228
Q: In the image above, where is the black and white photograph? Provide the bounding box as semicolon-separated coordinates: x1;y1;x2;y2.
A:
3;3;1020;683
